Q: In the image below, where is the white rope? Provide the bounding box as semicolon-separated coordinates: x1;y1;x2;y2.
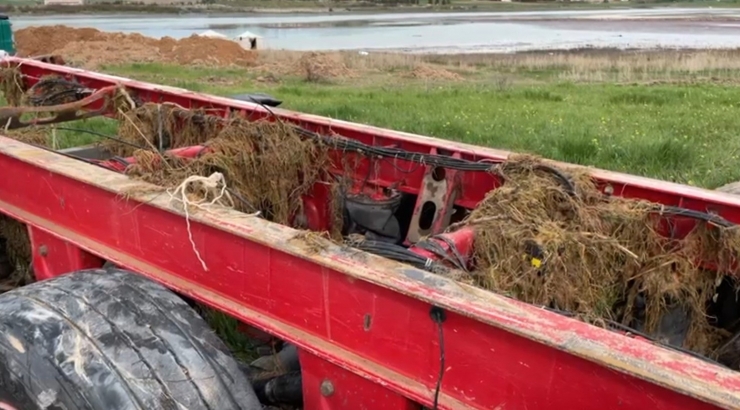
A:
166;172;258;271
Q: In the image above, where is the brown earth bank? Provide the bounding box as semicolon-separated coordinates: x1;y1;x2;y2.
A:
14;25;258;68
12;25;467;81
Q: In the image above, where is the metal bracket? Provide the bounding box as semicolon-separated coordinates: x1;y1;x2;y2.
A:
406;149;462;244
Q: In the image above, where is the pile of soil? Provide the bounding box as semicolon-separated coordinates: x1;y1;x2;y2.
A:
405;64;463;81
294;52;354;82
14;26;257;69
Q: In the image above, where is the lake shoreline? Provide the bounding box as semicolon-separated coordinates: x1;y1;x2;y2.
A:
12;7;740;54
2;1;731;17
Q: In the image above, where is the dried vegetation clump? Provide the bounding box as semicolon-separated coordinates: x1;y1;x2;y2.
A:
295;52;354;83
0;216;34;291
465;155;740;357
117;102;331;225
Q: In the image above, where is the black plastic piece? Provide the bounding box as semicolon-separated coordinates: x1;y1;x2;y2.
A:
253;372;303;407
229;93;283;107
344;192;403;244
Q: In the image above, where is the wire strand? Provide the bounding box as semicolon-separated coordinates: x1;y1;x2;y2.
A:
430;306;447;410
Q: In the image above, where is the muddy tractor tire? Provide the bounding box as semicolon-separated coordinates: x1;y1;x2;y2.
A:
0;268;262;410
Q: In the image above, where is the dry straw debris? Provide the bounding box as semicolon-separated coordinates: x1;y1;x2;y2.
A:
0;65;24;107
119;104;331;226
464;154;738;357
0;216;34;290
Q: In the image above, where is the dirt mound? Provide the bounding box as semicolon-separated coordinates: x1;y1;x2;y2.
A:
14;25;103;57
405;64;462;81
294;52;353;82
55;38;161;69
14;26;256;69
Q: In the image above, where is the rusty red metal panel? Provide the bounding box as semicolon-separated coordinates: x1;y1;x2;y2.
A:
0;138;737;409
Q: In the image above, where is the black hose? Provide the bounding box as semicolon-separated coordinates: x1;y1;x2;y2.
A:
657;205;734;228
353;240;448;274
252;372;303;407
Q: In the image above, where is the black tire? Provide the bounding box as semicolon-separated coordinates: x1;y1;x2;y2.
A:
0;268;262;410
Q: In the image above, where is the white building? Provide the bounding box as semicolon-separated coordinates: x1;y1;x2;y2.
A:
234;30;265;50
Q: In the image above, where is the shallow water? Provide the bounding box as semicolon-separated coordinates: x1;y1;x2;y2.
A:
11;8;740;53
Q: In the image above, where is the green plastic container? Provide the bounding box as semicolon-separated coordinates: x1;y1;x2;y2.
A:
0;15;14;55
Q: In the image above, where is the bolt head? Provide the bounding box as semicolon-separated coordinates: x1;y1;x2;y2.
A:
39;245;48;257
320;379;334;397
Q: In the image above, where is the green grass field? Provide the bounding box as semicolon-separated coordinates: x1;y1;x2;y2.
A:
48;52;740;190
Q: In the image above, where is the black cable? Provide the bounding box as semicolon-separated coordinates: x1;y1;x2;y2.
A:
137;97;579;195
109;156;131;168
534;164;576;196
429;306;447;410
433;234;469;272
52;127;148;151
225;188;259;214
353;240;448;274
657;205;734;228
415;240;462;271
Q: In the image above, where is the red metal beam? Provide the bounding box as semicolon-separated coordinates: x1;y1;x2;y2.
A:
1;136;739;409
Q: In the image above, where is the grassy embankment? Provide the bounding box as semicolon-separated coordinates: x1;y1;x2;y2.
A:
50;49;740;190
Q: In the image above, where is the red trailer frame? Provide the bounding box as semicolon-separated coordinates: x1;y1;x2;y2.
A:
2;57;740;410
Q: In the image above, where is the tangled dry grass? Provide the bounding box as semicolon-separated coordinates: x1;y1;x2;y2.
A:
465;155;739;357
0;215;34;290
116;101;331;226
